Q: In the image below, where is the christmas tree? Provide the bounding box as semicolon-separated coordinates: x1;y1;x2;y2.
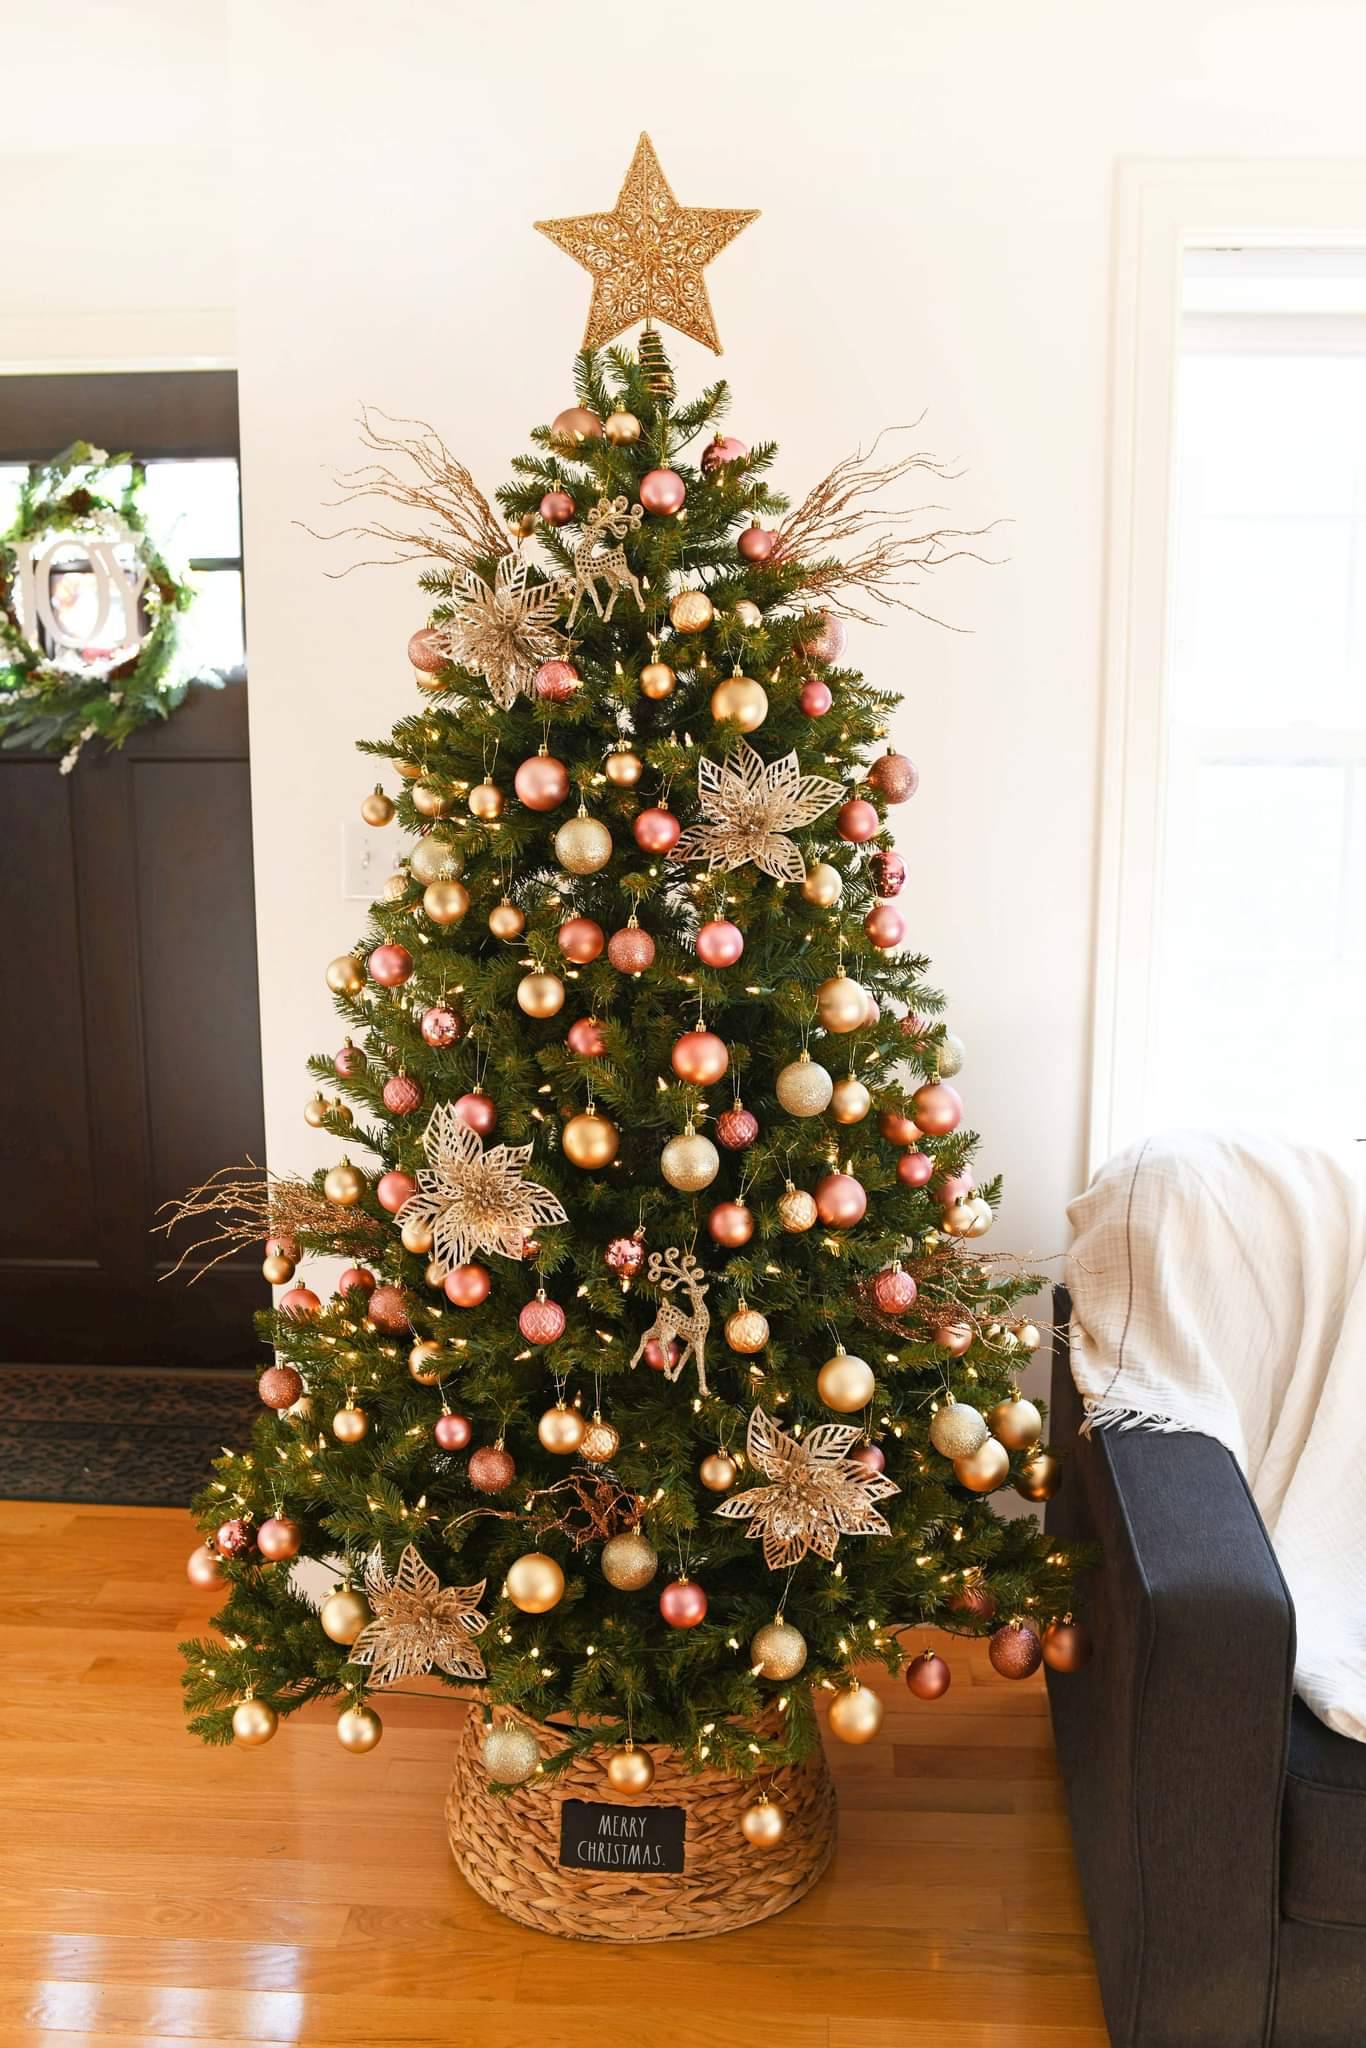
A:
180;137;1082;1814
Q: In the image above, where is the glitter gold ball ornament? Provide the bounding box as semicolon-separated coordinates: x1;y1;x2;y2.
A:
487;900;524;940
601;1531;658;1590
468;782;505;821
716;1105;759;1150
332;1402;370;1444
988;1393;1043;1451
741;1797;787;1848
710;674;768;732
660;1125;719;1191
700;1449;738;1492
232;1698;278;1747
709;1200;755;1249
320;1588;372;1645
360;789;395;826
514;752;571;812
580;1416;621;1464
517;971;565;1019
549;405;603;446
751;1619;808;1679
1042;1618;1092;1673
640;467;686;516
725;1305;769;1353
814;1172;867;1228
469;1444;516;1494
604;408;642;446
607;920;655;973
538;1403;587;1455
800;862;843;908
337;1703;383;1753
262;1251;295;1285
506;1552;565;1614
817;1347;876;1412
325;954;364;996
669;590;714;635
907;1650;952;1700
563;1110;620;1169
605;748;643;787
930;1402;989;1459
954;1437;1011;1492
778;1184;818;1232
408;1339;444;1385
1017;1449;1062;1502
412;780;453;820
671;1028;729;1085
828;1681;884;1745
831;1075;871;1124
776;1054;833;1117
421;1003;463;1047
555;812;613;875
482;1721;541;1784
937;1031;966;1078
639;660;676;699
868;750;919;804
990;1621;1044;1681
558;916;605;963
323;1161;366;1207
605;1743;656;1793
912;1081;963;1136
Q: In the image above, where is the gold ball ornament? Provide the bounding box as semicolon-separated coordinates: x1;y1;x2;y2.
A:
336;1703;383;1753
604;1743;656;1793
603;408;642;446
661;1124;720;1192
777;1184;818;1232
262;1251;295;1285
323;1162;366;1207
325;954;365;996
699;1450;738;1492
408;1339;444;1385
988;1393;1044;1451
563;1111;620;1169
1017;1448;1062;1502
400;1214;434;1256
488;899;525;939
537;1403;587;1455
382;871;410;902
360;789;395;826
505;1552;566;1614
409;836;463;885
579;1416;621;1464
751;1619;808;1679
604;748;644;787
412;779;453;820
800;862;843;908
320;1587;372;1645
929;1401;989;1460
741;1797;787;1849
332;1402;370;1444
554;813;613;876
828;1681;885;1745
304;1094;326;1130
733;599;763;628
710;674;768;732
468;782;505;821
231;1697;278;1747
953;1436;1011;1492
817;1347;876;1412
639;661;676;700
422;878;469;925
550;405;603;446
669;590;715;634
601;1531;658;1591
725;1305;770;1354
776;1054;834;1117
482;1721;541;1784
517;971;566;1018
1015;1320;1043;1354
816;972;869;1034
830;1075;872;1124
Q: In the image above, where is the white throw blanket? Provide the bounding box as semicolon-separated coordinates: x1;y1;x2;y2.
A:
1066;1130;1366;1742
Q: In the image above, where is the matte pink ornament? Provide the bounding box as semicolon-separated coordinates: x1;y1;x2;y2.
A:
434;1412;473;1450
706;1200;754;1247
906;1650;952;1700
558;917;605;963
534;658;580;703
897;1150;935;1189
737;525;776;562
408;627;445;673
338;1266;376;1296
539;490;575;526
912;1082;963;1136
868;751;919;804
871;1267;917;1313
368;943;413;987
383;1074;424;1115
671;1030;729;1085
936;1170;976;1205
799;679;832;717
848;1443;886;1476
420;1004;463;1048
880;1109;920;1147
864;902;904;950
659;1578;708;1628
643;1338;681;1373
633;806;682;854
640;467;686;516
567;1016;607;1057
701;434;748;472
607;924;655;973
514;754;570;812
279;1285;321;1319
836;798;879;844
799;612;847;664
186;1543;223;1588
376;1170;417;1213
695;918;744;967
257;1516;303;1563
444;1263;491;1308
367;1285;411;1334
934;1319;974;1357
814;1172;868;1227
716;1105;759;1150
519;1296;566;1345
454;1093;497;1137
333;1042;367;1078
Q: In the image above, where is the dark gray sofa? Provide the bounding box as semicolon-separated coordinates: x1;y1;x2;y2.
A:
1045;1291;1366;2047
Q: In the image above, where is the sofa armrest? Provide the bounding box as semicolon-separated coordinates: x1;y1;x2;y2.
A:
1046;1301;1295;2048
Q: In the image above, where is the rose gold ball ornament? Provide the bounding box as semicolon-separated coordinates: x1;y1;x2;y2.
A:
421;1003;463;1048
817;1346;876;1411
708;1201;754;1249
325;954;365;996
279;1284;321;1320
323;1161;366;1207
366;1285;411;1334
990;1621;1044;1681
799;613;848;664
799;678;833;717
487;899;525;940
912;1081;963;1136
517;971;566;1019
871;1265;917;1314
696;918;744;968
988;1393;1043;1451
836;797;880;845
640;467;686;516
482;1721;541;1784
725;1303;769;1353
259;1363;303;1409
562;1110;620;1169
710;674;768;732
469;1444;516;1494
555;812;613;876
751;1618;808;1679
897;1150;935;1190
434;1410;472;1451
360;788;395;826
444;1263;491;1309
868;750;919;804
660;1123;720;1192
737;524;777;563
933;1319;975;1357
320;1586;372;1644
453;1093;497;1137
1042;1618;1093;1673
332;1402;370;1444
368;943;413;988
777;1183;818;1233
601;1531;658;1590
828;1680;884;1744
607;920;655;973
412;780;453;820
468;781;505;821
643;1339;681;1372
831;1075;872;1125
741;1797;787;1849
567;1016;607;1058
336;1702;384;1752
659;1577;708;1628
558;916;605;964
604;409;642;446
700;1449;738;1492
929;1401;988;1459
716;1104;759;1150
338;1266;374;1297
232;1697;278;1747
639;660;676;699
408;626;446;673
604;748;643;787
550;406;603;446
669;590;714;635
539;490;574;527
186;1544;224;1588
800;862;843;908
605;1742;656;1793
906;1650;952;1700
814;1172;867;1228
848;1441;886;1477
671;1029;729;1086
633;805;682;854
1017;1449;1062;1503
953;1436;1011;1492
702;433;748;472
864;902;904;951
948;1578;998;1623
519;1294;566;1345
605;1232;646;1279
257;1516;303;1563
515;752;571;813
776;1054;833;1117
537;1403;586;1455
579;1415;621;1464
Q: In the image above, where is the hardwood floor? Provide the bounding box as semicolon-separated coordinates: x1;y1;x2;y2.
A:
0;1502;1109;2047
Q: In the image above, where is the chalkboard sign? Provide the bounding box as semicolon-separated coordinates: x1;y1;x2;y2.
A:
558;1798;687;1873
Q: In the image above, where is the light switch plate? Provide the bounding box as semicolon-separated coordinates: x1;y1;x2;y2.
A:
342;820;403;900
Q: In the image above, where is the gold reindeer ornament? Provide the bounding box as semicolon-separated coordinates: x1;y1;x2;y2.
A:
628;1249;711;1397
554;497;645;626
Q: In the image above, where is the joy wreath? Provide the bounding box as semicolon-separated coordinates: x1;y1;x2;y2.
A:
0;442;210;770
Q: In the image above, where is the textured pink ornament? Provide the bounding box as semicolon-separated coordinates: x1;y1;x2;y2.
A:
701;434;748;472
607;925;655;973
408;627;445;673
605;1234;646;1278
259;1364;303;1410
869;751;919;804
871;849;906;897
848;1443;886;1477
871;1267;918;1313
257;1516;303;1563
444;1263;491;1308
539;490;575;526
836;798;879;844
368;943;413;987
434;1412;473;1451
716;1105;759;1150
454;1093;497;1137
376;1170;417;1213
912;1082;963;1136
706;1200;754;1247
814;1172;867;1227
660;1578;708;1628
989;1622;1044;1681
558;916;605;963
695;919;744;967
644;1338;682;1373
338;1266;375;1296
333;1042;367;1078
906;1650;952;1700
799;679;833;717
896;1150;935;1189
800;613;847;664
420;1004;463;1048
671;1030;729;1085
514;754;570;812
519;1296;566;1345
567;1016;607;1057
279;1285;321;1320
633;807;681;854
215;1517;256;1558
367;1285;411;1334
864;902;904;950
383;1074;424;1115
186;1543;223;1588
900;1012;931;1046
534;658;580;703
737;525;776;562
468;1445;516;1494
640;468;686;516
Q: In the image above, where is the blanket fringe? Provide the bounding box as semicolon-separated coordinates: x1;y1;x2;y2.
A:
1080;1398;1199;1438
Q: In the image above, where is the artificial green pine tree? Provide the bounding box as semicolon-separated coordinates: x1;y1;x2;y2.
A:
179;325;1082;1779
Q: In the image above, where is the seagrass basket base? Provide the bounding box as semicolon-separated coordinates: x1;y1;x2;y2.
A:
447;1704;837;1941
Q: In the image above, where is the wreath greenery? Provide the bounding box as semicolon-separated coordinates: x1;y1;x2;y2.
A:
0;442;210;770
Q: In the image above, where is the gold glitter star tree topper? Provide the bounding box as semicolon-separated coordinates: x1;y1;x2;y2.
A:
534;133;758;355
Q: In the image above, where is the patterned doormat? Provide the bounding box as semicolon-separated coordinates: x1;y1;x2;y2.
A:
0;1364;260;1506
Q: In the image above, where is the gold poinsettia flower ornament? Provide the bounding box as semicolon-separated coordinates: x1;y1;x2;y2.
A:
349;1544;488;1687
437;552;563;710
715;1406;901;1571
671;739;846;885
396;1102;568;1273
